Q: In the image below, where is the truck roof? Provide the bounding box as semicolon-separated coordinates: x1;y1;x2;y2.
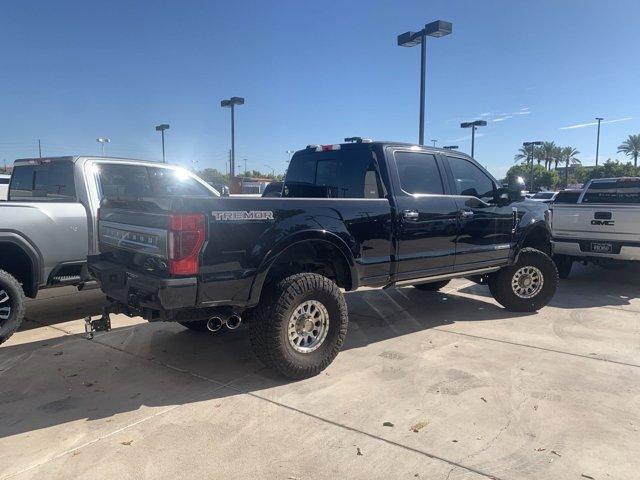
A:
13;156;166;167
300;140;473;159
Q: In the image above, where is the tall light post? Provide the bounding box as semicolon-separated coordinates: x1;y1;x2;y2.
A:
523;141;543;191
431;139;438;147
460;120;487;158
286;150;294;162
595;117;603;166
155;124;170;163
96;137;110;156
220;96;245;177
397;20;453;146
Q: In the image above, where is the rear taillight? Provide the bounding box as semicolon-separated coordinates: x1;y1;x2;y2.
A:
168;213;205;276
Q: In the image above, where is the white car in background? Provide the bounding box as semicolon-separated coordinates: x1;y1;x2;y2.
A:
0;174;10;200
530;191;558;203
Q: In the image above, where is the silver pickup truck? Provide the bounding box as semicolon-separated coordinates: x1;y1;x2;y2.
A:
550;177;640;278
0;156;218;343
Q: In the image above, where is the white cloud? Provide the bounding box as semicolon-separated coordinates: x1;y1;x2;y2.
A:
454;133;485;142
479;112;491;117
560;117;633;130
492;116;513;122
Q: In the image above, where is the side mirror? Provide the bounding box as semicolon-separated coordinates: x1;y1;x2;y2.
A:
221;186;230;197
499;176;526;203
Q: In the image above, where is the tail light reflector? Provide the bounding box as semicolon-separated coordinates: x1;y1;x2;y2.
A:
168;213;205;276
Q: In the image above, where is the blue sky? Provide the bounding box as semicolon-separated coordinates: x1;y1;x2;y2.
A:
1;0;639;178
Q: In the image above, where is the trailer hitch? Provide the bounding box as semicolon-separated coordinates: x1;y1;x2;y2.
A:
84;306;112;339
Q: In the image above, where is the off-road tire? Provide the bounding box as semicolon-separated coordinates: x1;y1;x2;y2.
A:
0;269;26;345
488;248;558;312
249;273;348;379
413;280;451;291
553;254;573;279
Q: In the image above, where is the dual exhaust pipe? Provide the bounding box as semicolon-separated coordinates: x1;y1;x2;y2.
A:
206;314;242;332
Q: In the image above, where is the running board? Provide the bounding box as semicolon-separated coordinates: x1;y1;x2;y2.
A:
392;266;501;288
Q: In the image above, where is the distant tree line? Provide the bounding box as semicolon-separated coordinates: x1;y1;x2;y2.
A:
504;132;640;190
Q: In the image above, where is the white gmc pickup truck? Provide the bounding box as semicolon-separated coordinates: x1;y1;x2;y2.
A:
550;177;640;278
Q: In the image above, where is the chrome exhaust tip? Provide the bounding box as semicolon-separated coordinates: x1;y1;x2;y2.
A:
206;316;224;332
226;314;242;330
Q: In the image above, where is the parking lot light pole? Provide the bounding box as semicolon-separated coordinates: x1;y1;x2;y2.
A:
523;141;543;191
460;120;487;158
221;97;245;177
96;137;110;156
595;117;603;166
155;124;170;163
397;20;452;146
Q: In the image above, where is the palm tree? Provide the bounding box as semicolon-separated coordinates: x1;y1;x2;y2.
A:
539;141;557;170
617;134;640;167
552;145;563;170
561;146;581;186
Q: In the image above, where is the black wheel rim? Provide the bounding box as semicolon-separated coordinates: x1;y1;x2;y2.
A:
0;288;11;326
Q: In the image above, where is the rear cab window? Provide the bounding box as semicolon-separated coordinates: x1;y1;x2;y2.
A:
96;163;215;200
9;161;76;201
582;179;640;204
284;148;384;199
393;151;444;195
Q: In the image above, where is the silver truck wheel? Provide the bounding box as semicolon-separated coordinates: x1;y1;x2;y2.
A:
287;300;330;353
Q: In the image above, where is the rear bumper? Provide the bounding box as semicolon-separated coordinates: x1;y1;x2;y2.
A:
552;239;640;261
88;256;198;313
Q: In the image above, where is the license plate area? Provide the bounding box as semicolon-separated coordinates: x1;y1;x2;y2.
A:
591;242;613;254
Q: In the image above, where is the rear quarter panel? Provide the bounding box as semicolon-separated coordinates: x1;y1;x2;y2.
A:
0;202;89;283
178;197;393;305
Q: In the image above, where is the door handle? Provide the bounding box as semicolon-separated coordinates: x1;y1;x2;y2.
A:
402;210;419;221
459;209;474;219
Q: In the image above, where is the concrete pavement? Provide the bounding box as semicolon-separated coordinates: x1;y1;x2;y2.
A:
1;263;639;479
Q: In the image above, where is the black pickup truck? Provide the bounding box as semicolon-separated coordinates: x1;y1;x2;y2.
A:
89;140;557;379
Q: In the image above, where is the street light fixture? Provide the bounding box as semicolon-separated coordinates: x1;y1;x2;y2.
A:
431;139;438;147
397;20;453;146
96;137;110;156
220;96;245;177
286;150;295;162
443;145;458;150
523;141;544;191
595;117;603;166
155;124;170;163
460;120;487;158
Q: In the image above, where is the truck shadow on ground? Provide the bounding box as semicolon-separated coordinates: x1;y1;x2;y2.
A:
0;286;522;443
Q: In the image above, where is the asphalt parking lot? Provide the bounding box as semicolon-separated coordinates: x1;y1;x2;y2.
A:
1;263;638;480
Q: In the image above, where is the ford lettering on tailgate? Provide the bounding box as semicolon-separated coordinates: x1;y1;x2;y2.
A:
100;221;167;256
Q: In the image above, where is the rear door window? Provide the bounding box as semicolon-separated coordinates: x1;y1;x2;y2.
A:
394;151;444;195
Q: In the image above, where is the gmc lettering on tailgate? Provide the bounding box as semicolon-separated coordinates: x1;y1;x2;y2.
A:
591;220;614;226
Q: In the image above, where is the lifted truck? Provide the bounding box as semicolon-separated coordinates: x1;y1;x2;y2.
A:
89;140;558;379
0;156;218;344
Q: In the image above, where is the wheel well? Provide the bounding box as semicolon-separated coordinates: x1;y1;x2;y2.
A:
521;226;551;256
265;240;352;290
0;242;36;297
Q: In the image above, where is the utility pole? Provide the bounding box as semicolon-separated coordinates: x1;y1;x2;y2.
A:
38;139;42;158
595;117;603;166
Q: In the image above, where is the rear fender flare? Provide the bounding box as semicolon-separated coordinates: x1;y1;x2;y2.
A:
247;230;357;306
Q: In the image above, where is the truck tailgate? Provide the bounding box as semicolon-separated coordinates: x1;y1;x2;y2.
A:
551;204;640;242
